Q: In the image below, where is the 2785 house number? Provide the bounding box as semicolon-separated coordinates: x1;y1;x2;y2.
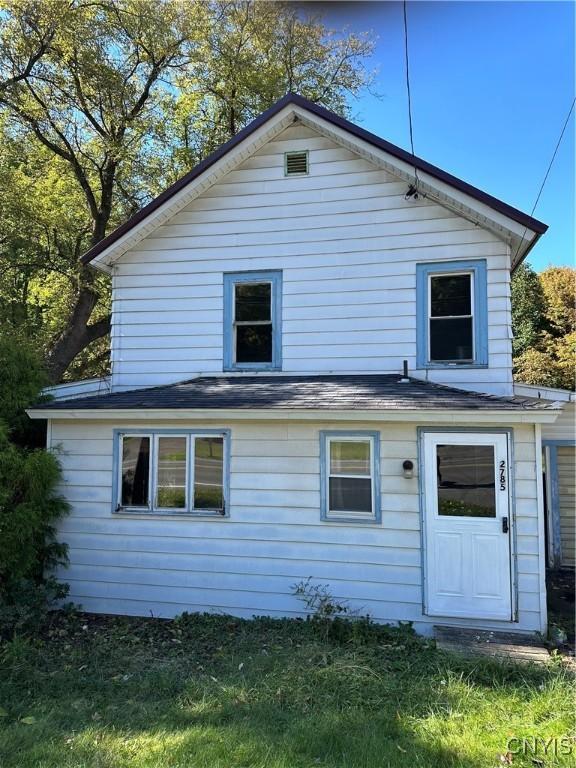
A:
499;461;506;491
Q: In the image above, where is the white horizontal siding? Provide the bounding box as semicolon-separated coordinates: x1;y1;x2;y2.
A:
50;418;543;633
111;123;512;394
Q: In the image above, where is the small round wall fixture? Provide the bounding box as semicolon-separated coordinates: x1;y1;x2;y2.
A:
402;460;414;479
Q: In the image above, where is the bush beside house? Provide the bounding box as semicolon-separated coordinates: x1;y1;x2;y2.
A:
0;334;69;638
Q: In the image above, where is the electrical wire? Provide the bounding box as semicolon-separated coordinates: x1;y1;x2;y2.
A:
513;97;575;264
403;0;420;194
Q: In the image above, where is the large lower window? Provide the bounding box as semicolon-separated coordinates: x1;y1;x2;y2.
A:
223;271;282;371
320;432;380;523
416;260;488;368
116;430;228;516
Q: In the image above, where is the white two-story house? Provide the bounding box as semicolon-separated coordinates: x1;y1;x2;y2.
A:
29;93;560;636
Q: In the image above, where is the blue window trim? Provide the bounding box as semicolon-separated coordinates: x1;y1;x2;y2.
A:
416;259;488;369
320;430;381;524
112;428;231;518
223;270;282;371
542;439;575;567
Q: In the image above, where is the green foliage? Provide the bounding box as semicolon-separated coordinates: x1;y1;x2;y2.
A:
511;263;547;356
512;264;575;390
0;578;68;640
0;0;375;380
0;333;69;637
0;611;573;768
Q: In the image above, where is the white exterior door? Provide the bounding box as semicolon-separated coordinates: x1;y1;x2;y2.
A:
423;432;513;620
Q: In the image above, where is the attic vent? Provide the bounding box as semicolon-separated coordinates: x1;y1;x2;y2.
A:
285;150;309;176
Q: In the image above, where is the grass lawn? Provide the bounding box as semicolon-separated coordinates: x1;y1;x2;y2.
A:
0;612;573;768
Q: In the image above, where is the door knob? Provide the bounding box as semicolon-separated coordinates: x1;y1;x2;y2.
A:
502;517;509;534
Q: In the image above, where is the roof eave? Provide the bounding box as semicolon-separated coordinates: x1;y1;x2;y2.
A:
27;406;559;423
80;92;548;271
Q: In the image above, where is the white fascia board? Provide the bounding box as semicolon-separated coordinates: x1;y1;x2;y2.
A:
27;407;560;423
89;106;298;273
514;382;576;402
294;107;537;254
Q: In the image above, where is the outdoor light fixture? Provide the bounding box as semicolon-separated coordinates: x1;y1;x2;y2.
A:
402;460;414;479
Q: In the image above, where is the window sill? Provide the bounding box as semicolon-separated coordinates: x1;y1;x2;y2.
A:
419;362;489;370
113;508;228;519
321;515;380;525
224;365;281;372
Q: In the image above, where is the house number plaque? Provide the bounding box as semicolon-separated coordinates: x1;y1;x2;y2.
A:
499;460;506;491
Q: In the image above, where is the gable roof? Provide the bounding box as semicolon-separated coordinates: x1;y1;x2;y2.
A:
81;92;547;270
31;373;556;414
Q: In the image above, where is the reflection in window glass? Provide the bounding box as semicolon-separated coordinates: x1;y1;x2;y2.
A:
328;439;372;515
236;324;272;362
330;440;371;475
429;273;473;362
194;437;224;510
437;444;496;517
235;283;271;321
156;437;187;508
234;282;273;363
121;436;150;507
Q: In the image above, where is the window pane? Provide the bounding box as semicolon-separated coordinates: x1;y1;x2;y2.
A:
121;436;150;507
156;437;187;508
195;437;224;510
430;317;473;361
437;444;496;517
236;324;272;363
330;440;371;475
430;274;471;317
235;282;271;321
329;477;372;513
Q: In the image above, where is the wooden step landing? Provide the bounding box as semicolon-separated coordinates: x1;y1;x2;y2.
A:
434;626;550;664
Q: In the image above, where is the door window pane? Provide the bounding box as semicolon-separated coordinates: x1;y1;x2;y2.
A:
329;476;372;513
430;317;473;361
194;437;224;510
430;274;471;316
436;444;496;517
235;283;271;321
330;440;371;475
121;436;150;507
156;437;187;508
236;324;272;362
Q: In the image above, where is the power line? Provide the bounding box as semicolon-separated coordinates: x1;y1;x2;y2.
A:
402;0;419;195
513;97;575;264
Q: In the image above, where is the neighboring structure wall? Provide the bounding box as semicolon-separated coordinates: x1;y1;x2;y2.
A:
111;123;512;395
543;403;575;568
49;418;543;634
556;446;575;567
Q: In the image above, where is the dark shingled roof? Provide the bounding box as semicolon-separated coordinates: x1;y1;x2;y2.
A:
38;374;555;412
81;93;547;267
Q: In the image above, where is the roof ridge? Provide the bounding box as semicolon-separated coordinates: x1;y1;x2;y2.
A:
80;92;547;267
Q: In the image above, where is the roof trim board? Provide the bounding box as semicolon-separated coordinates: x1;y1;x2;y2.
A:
81;93;547;272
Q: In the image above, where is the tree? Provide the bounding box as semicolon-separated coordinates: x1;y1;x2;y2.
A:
512;265;575;390
539;266;576;337
0;0;374;382
511;262;547;356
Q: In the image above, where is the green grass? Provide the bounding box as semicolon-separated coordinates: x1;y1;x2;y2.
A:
0;612;573;768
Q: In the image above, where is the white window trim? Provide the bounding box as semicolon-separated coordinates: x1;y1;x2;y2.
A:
320;431;381;524
114;429;230;517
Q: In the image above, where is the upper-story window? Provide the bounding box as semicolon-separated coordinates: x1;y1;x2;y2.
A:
224;271;282;371
416;260;488;368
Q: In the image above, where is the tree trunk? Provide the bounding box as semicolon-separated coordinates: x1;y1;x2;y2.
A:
44;211;113;383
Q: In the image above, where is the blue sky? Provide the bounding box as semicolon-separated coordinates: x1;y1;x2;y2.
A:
302;1;575;271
